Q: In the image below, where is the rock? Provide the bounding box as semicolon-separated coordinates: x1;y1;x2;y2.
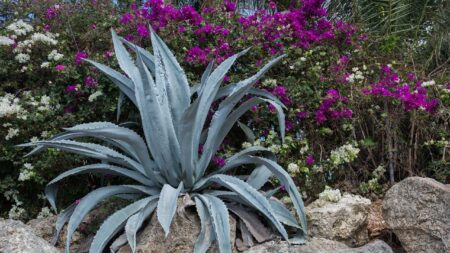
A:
242;238;393;253
383;177;450;253
0;218;60;253
118;201;237;253
367;200;389;238
27;215;84;252
306;193;372;246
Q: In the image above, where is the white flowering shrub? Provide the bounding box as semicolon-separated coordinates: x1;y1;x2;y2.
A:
318;186;342;203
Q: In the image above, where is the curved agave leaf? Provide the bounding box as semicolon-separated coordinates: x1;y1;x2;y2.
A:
51;203;76;245
125;196;159;253
134;51;181;185
217;156;307;236
111;29;138;78
83;58;136;106
195;175;288;241
196;194;231;253
65;185;153;253
226;203;272;243
120;38;155;73
179;49;250;188
89;197;152;253
151;29;190;127
215;87;285;108
64;122;157;179
193;196;215;253
237;121;256;143
23;140;146;175
45;163;156;210
269;198;301;229
198;55;286;177
156;182;184;237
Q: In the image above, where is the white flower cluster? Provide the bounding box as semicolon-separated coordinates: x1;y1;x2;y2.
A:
287;163;300;175
48;49;64;61
346;67;365;83
0;35;15;46
27;94;52;111
421;80;436;87
14;53;30;63
329;143;360;166
88;90;103;102
4;189;26;220
0;93;25;118
6;19;34;36
5;127;19;140
37;207;53;219
318;186;342;203
31;32;58;45
18;163;36;181
262;78;277;87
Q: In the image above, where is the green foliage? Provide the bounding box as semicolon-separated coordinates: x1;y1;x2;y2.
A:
21;30;307;253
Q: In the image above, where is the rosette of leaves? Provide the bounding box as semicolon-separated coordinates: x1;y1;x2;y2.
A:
20;28;307;253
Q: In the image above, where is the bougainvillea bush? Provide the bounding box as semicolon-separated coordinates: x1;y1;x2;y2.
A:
0;0;448;220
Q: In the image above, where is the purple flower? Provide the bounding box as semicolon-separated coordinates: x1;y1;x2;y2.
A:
103;50;113;59
84;76;97;87
296;111;309;119
120;13;134;24
124;34;134;41
137;23;149;37
224;0;237;12
305;154;315;166
66;85;77;93
212;156;226;167
46;7;57;19
75;51;88;65
272;86;287;96
75;199;81;205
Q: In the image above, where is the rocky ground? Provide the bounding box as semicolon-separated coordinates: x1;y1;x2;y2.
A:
0;177;448;253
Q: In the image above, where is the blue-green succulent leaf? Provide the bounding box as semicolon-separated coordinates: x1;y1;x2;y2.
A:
193;196;215;253
156;182;184;237
196;194;231;253
89;197;153;253
125;196;159;253
51;203;76;245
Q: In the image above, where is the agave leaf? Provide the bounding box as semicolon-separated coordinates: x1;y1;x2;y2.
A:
237;121;256;143
246;166;273;190
45;163;156;210
26;140;146;175
216;87;285;109
88;196;152;253
109;232;128;253
111;29;138;78
134;50;181;185
269;198;301;229
125;196;159;253
180;49;249;188
195;175;288;241
226;203;272;243
117;91;125;122
120;38;155;73
237;219;254;251
51;203;76;245
200;96;285;175
218;156;307;236
196;61;215;97
196;194;231;253
64;122;157;178
198;55;286;176
66;185;152;253
193;196;215;253
156;182;184;237
83;59;136;105
151;29;190;127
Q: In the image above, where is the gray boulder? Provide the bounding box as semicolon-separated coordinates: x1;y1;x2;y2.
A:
242;238;393;253
306;193;372;246
0;218;60;253
383;177;450;253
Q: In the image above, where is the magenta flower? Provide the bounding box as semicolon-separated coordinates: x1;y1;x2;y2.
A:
55;64;66;71
305;154;315;166
120;13;134;25
224;0;237;12
103;50;113;59
296;111;309;119
66;85;77;93
75;199;81;205
75;51;88;65
84;76;97;87
46;7;57;19
124;34;134;41
43;24;51;32
137;23;149;37
212;156;226;167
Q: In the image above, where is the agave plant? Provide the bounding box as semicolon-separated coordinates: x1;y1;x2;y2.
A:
20;28;307;253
